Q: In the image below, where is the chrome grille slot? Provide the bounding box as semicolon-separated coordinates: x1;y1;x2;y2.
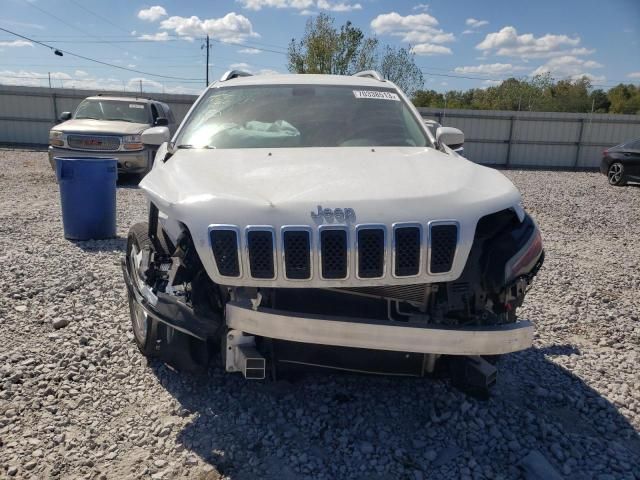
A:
67;134;120;151
247;229;275;279
320;229;348;279
283;230;311;280
210;229;240;277
357;227;385;278
394;226;421;277
430;223;458;273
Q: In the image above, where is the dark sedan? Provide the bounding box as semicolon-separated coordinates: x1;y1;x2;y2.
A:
601;138;640;186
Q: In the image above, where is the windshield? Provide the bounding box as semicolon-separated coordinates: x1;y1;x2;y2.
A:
74;100;150;123
176;85;430;149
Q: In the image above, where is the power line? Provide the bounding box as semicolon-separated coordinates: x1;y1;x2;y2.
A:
65;0;132;34
0;27;201;81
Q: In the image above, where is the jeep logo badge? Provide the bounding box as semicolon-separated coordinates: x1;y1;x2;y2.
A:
310;205;356;223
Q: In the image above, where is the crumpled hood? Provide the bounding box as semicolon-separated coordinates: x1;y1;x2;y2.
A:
53;119;149;135
141;146;522;287
141;146;521;224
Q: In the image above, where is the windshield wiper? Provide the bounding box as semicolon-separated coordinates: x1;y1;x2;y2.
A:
176;144;216;149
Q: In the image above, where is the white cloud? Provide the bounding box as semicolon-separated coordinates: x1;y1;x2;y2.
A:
462;30;476;35
411;44;452;55
371;12;455;56
465;18;488;28
531;55;604;82
138;32;170;41
627;72;640;79
0;40;33;48
0;69;200;94
159;12;259;42
476;26;587;59
412;3;429;11
239;48;261;54
236;0;360;11
371;12;439;33
317;0;361;12
229;62;251;69
138;6;168;22
454;63;524;75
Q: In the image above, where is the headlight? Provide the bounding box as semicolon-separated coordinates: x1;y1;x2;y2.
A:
122;134;144;151
49;130;64;147
504;224;543;282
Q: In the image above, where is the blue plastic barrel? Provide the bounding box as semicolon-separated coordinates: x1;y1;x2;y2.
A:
55;157;117;240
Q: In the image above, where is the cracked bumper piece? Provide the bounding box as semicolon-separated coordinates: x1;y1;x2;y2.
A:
225;301;534;356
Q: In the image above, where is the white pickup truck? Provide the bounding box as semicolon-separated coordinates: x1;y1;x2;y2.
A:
122;70;544;390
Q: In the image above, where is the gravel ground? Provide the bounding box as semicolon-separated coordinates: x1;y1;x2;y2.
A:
1;149;639;480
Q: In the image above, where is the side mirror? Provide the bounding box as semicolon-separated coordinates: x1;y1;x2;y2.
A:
59;112;72;121
436;126;464;151
154;117;169;127
141;126;171;146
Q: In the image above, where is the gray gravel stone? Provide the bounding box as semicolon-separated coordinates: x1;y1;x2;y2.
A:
0;151;639;480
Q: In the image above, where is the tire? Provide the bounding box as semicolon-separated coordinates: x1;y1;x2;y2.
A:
126;222;211;372
607;162;627;186
126;222;161;357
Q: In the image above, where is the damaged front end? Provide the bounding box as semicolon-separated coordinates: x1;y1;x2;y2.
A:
122;204;543;383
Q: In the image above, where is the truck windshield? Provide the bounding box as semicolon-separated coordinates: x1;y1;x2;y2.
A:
176;85;430;149
75;100;150;123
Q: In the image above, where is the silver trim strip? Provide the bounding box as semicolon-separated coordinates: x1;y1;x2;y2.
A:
226;302;534;356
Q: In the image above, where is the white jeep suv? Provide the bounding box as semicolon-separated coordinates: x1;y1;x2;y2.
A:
122;70;544;389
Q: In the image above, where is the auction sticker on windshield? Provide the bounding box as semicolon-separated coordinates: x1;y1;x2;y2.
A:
353;90;400;101
129;104;145;109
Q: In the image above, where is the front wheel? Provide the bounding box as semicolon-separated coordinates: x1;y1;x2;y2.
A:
126;222;160;356
608;162;627;186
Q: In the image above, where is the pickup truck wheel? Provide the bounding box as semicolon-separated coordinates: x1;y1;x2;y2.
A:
126;222;161;356
608;162;627;186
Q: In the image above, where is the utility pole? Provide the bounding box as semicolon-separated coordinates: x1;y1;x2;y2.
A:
139;79;143;96
48;72;52;89
202;34;211;87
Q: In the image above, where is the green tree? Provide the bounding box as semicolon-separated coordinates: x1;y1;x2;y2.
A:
589;89;610;113
378;45;423;96
607;84;640;114
412;89;445;108
547;77;592;112
287;13;377;75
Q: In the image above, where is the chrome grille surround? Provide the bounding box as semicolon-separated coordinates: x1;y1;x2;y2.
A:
354;224;387;280
208;221;458;282
391;222;425;279
280;226;313;281
208;225;243;278
245;226;277;280
67;134;121;151
318;225;350;280
427;220;460;275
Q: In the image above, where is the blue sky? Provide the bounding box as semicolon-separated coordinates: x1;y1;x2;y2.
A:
1;0;639;95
